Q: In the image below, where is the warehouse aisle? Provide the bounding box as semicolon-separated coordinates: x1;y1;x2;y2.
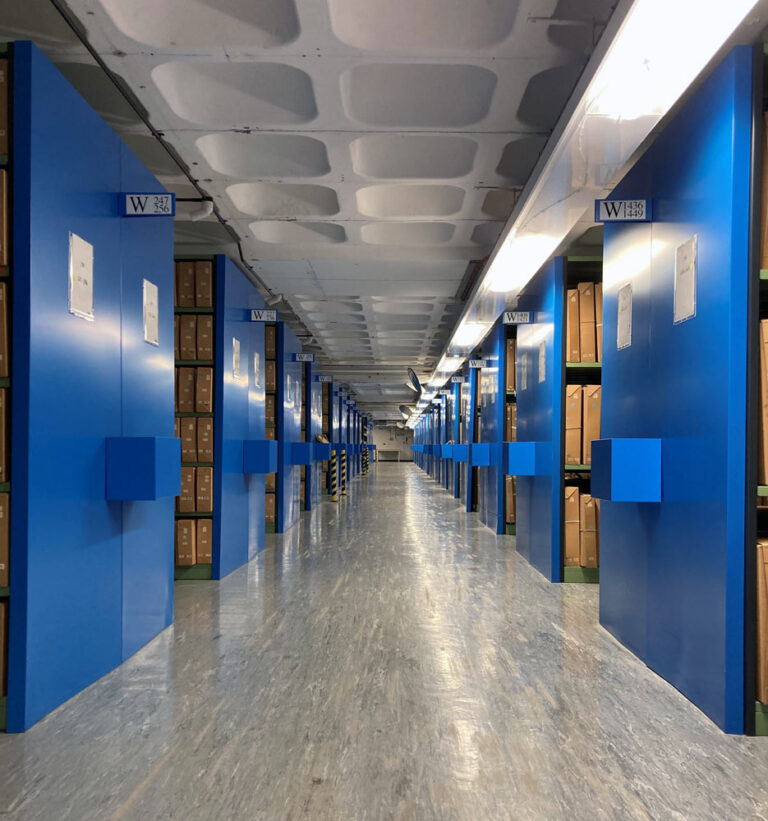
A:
1;464;768;819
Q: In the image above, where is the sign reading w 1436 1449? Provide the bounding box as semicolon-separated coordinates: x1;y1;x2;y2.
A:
594;198;652;222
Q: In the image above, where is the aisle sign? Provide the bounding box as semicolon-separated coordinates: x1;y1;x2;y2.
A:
317;375;332;383
451;376;466;384
439;389;451;396
594;198;651;222
295;353;314;362
468;359;486;369
503;311;531;324
251;309;278;322
121;193;175;217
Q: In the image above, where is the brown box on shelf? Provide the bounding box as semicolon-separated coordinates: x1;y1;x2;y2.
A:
0;600;6;696
757;540;768;702
174;417;180;439
322;460;329;471
177;367;195;413
180;418;197;463
265;360;277;392
197;417;214;462
0;388;7;482
265;473;276;492
179;315;197;361
197;315;213;361
0;169;7;267
175;520;196;566
582;385;601;465
760;320;768;484
578;281;597;363
266;427;276;441
578;281;595;322
196;367;213;413
177;467;195;512
595;283;603;362
566;289;580;362
195;261;213;307
300;480;306;506
174;315;180;360
196;519;213;564
505;403;517;442
505;476;516;524
196;466;213;512
579;493;599;568
176;262;195;307
0;493;8;587
505;338;516;392
762;112;768;269
0;282;8;378
322;414;330;431
565;384;582;465
265;492;276;524
564;486;580;566
266;394;276;425
0;59;8;158
265;324;277;359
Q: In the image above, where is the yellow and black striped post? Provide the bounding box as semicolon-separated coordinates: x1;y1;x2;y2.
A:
331;449;338;502
341;449;347;496
362;444;369;475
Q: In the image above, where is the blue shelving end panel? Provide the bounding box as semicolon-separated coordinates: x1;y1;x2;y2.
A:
599;47;752;733
515;257;564;583
106;437;180;500
453;443;469;463
470;442;492;467
213;255;266;578
504;441;552;477
306;363;323;510
287;441;313;466
441;444;453;459
478;321;504;533
591;439;662;503
277;323;303;533
313;441;331;461
243;440;278;474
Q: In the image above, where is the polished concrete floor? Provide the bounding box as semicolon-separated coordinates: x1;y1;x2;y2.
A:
1;464;768;819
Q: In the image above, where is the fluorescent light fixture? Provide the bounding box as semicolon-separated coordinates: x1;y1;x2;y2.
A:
451;320;491;350
484;232;561;294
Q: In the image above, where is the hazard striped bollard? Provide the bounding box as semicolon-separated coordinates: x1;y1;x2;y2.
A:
341;449;347;496
331;450;338;502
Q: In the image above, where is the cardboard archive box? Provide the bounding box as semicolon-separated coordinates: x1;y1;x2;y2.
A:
195;261;213;307
175;262;195;307
196;519;213;564
179;315;196;360
195;367;213;413
564;486;580;566
505;338;516;392
265;493;276;524
177;367;195;413
0;492;8;587
760;320;768;484
0;169;7;267
265;324;277;359
578;282;596;363
180;417;197;463
175;520;196;566
582;385;601;465
566;289;580;362
177;467;195;512
505;403;517;442
197;418;214;462
265;360;277;393
196;466;213;512
579;493;599;568
197;315;213;360
565;384;582;465
505;476;516;524
0;388;7;482
595;283;603;362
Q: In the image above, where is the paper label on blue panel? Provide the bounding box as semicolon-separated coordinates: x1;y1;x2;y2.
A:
520;354;528;391
538;342;546;384
673;234;696;324
68;232;94;321
617;283;632;350
233;337;241;380
254;352;261;388
142;279;159;346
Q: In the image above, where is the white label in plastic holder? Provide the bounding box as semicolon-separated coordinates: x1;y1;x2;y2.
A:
253;352;261;388
617;283;632;350
233;337;241;380
317;375;332;383
295;353;314;362
142;279;159;346
595;198;651;222
451;376;466;383
251;309;278;322
673;234;696;324
439;389;451;396
68;232;94;321
503;311;531;324
538;341;546;384
468;359;486;369
122;193;175;217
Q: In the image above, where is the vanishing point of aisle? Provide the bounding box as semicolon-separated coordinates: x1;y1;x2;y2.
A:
1;465;768;820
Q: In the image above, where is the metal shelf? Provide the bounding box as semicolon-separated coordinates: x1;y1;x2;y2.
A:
563;567;599;584
174;511;213;518
175;359;214;367
175;412;213;418
566;362;602;369
564;464;591;472
759;485;768;497
175;564;212;581
174;306;214;314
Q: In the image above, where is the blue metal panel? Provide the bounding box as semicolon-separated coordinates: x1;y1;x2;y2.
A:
515;258;565;582
306;364;323;509
451;382;461;497
105;437;180;501
213;255;266;577
277;323;302;533
504;441;551;477
591;438;663;502
8;43;176;730
479;322;504;533
116;141;175;662
243;440;278;474
599;48;753;732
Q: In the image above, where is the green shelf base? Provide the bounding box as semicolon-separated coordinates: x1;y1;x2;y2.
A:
0;155;7;167
755;701;768;735
505;523;516;536
181;462;214;468
175;412;214;418
0;483;9;492
759;485;768;497
174;306;214;314
266;523;277;533
175;564;212;580
175;359;214;367
760;269;768;281
563;566;600;584
174;511;213;519
0;696;6;731
566;362;602;369
0;587;8;597
0;378;9;388
564;464;592;472
0;267;8;278
266;423;276;429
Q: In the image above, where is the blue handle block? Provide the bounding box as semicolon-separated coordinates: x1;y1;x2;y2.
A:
364;444;376;451
243;439;278;474
287;442;313;466
504;441;551;476
453;444;469;463
470;442;492;466
591;438;662;502
441;444;453;459
411;444;423;454
313;441;331;461
106;436;180;501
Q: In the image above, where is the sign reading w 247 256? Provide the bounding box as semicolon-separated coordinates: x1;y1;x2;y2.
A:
121;193;175;217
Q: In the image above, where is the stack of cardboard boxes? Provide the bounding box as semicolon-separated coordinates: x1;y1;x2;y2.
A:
564;384;601;466
264;323;277;527
321;382;330;490
757;539;768;703
173;260;215;568
567;281;603;362
505;335;517;526
564;486;600;568
300;365;307;509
